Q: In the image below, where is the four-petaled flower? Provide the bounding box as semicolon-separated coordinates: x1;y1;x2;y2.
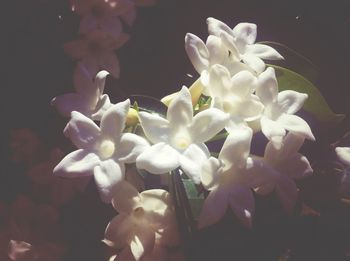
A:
136;86;229;183
53;99;149;203
207;17;284;74
104;180;179;261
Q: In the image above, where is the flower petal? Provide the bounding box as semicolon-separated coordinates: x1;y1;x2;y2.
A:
207;17;233;37
167;86;193;127
51;93;88;118
98;51;120;78
206;35;227;65
79;14;98;35
277;90;308;114
104;213;131;249
201;157;223;190
198;186;228;229
277;114;315;141
336;147;350;166
99;16;123;40
260;115;286;143
242;54;265;74
112;180;141;213
256;67;278;105
201;64;230;97
73;62;95;97
219;127;252;169
131;228;156;260
228;186;255;228
219;31;240;60
100;99;130;140
64;111;100;150
138;112;170;144
184;33;209;73
179;144;210;184
283;153;313;179
8;240;35;261
189;108;228;144
230;70;256;98
140;189;172;214
136;143;179;174
91;94;113;121
232;23;257;45
53;149;100;177
94;159;125;203
118;133;150;163
246;44;284;60
121;7;137;26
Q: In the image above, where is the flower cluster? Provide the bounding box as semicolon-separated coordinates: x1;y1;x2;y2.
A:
52;16;317;260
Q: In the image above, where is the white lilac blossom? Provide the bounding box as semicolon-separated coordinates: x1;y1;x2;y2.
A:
256;67;315;145
198;127;274;229
64;30;129;78
104;180;179;261
201;64;264;131
136;86;229;183
335;147;350;197
53;100;150;203
207;17;284;74
255;133;313;212
52;67;112;120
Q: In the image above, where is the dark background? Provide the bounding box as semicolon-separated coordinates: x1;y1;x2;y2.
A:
1;0;350;260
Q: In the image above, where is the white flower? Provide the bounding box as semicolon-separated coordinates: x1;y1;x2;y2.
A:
207;17;284;74
53;100;150;203
256;67;315;144
52;66;112;120
255;132;313;212
136;86;229;183
198;127;274;229
64;30;129;78
104;180;179;261
201;64;264;131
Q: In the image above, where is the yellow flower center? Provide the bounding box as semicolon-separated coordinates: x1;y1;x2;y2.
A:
99;140;115;159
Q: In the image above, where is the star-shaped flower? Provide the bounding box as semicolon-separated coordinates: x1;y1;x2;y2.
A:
198;127;275;229
104;180;179;261
136;86;229;183
256;67;315;144
255;132;313;213
207;17;284;74
52;66;112;121
53;99;150;203
201;64;264;131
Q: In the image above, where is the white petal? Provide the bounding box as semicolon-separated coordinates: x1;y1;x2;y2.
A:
179;144;210;184
184;33;210;73
219;31;240;59
167;86;193;127
206;35;227;65
228;96;264;122
95;70;110;94
232;22;257;45
207;17;234;37
73;62;95;97
53;149;100;177
277;114;315;141
189;108;229;144
91;94;113;120
256;67;278;105
228;186;255;228
131;228;156;260
64;111;100;150
51;93;88;118
244;156;279;188
283;153;313;179
230;70;256;98
201;157;224;190
138;112;170;144
260;115;286;142
98;51;120;78
112;180;141;213
277;90;308;114
242;54;265;74
246;44;284;60
118;133;150;163
104;213;131;249
203;64;231;97
219;128;252;169
136;143;179;174
275;175;298;213
197;186;228;229
100;99;130;140
336;147;350;166
94;159;125;203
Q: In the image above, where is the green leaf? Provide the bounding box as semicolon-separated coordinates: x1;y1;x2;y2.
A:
270;64;345;125
182;179;204;221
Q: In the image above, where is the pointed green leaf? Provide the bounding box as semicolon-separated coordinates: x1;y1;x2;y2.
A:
270;65;345;125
